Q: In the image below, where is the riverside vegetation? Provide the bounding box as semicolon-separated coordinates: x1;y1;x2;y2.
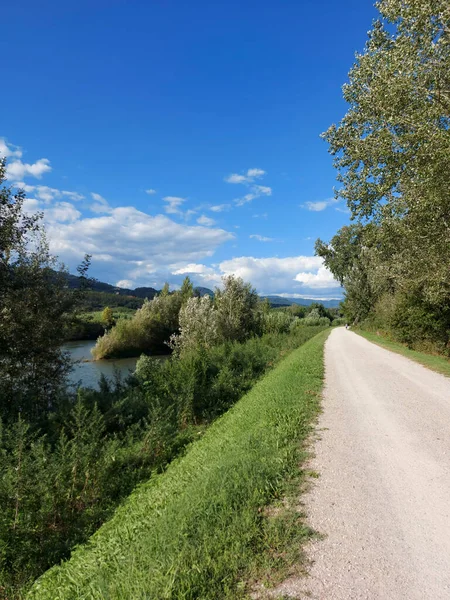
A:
316;0;450;356
0;158;332;598
29;330;330;600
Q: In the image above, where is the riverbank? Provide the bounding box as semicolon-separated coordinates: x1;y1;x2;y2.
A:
30;329;330;600
64;340;139;388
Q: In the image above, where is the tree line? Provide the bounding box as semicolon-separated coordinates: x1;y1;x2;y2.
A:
316;0;450;354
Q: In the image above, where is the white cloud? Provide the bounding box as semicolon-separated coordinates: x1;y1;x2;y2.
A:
0;139;51;180
302;198;339;212
116;279;134;289
225;174;248;184
197;215;216;226
210;204;231;212
249;234;275;242
224;167;266;185
225;167;272;208
218;256;340;295
253;213;268;219
163;196;186;215
6;158;51;181
335;206;351;214
0;138;23;159
246;168;265;178
172;263;215;275
45;202;81;223
22;198;41;214
90;192;112;214
145;189;157;195
276;293;343;301
294;265;337;288
252;185;272;196
17;183;84;203
235;193;257;207
42;206;234;286
168;255;341;297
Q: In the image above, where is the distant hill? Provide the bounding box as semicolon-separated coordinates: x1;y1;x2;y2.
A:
194;287;214;297
262;295;342;308
66;272;214;300
66;272;340;308
65;272;158;298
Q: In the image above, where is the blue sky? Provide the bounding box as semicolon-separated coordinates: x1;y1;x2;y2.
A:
1;0;378;298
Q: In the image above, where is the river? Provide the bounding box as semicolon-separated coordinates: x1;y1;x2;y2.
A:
63;340;139;389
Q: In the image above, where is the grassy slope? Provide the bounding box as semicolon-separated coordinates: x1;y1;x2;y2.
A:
29;329;330;600
356;330;450;377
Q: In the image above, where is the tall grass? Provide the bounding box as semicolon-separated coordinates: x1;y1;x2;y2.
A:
29;329;330;600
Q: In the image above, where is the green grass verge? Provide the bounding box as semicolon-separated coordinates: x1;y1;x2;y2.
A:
29;329;330;600
355;330;450;377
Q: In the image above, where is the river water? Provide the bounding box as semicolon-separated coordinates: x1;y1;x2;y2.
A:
63;340;139;389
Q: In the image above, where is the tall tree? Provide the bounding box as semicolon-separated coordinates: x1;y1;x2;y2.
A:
317;0;450;342
0;159;88;421
214;275;260;342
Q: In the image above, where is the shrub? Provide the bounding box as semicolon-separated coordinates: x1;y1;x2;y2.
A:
261;310;294;334
169;296;221;356
92;292;182;359
214;275;261;342
331;317;346;326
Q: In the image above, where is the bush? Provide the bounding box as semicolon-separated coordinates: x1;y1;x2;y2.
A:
364;292;450;354
332;317;346;326
300;312;331;327
261;310;294;334
169;296;221;356
92;292;182;359
214;275;261;342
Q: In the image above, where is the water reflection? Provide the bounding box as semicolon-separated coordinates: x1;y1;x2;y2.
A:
63;340;138;389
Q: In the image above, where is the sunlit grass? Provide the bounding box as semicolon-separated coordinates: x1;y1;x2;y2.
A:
30;329;330;600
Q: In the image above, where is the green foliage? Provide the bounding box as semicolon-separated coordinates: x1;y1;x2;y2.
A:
331;317;346;327
317;0;450;352
214;275;261;342
287;303;307;318
169;295;221;356
296;309;331;328
79;291;144;311
92;292;183;359
261;310;295;334
0;401;121;595
101;307;114;329
138;325;325;422
28;330;330;600
179;276;194;304
0;160;89;422
0;316;326;597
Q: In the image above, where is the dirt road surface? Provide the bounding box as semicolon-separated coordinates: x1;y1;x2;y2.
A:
276;328;450;599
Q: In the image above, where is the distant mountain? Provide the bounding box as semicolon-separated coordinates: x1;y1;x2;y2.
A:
65;273;158;298
66;272;340;307
66;272;215;300
261;295;342;309
194;286;214;297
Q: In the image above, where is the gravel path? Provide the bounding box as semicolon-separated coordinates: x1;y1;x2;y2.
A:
275;328;450;599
